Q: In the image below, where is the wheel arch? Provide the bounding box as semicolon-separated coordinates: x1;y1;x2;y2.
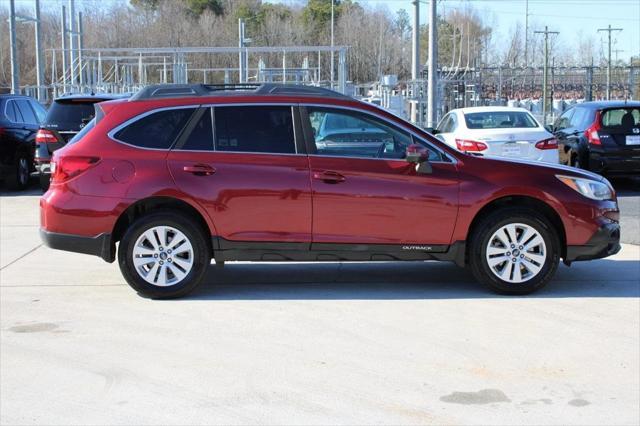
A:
111;196;214;252
466;195;567;261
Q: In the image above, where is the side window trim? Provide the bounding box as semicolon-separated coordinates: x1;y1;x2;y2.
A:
301;103;454;164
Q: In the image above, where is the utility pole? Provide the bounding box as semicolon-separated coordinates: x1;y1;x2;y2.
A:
61;5;68;93
534;26;559;124
598;24;623;100
68;0;77;87
524;0;529;67
330;0;335;89
34;0;44;100
9;0;20;94
411;0;420;80
427;0;438;128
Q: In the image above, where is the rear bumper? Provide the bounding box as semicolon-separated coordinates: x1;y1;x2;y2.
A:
588;151;640;176
565;222;621;262
39;229;115;262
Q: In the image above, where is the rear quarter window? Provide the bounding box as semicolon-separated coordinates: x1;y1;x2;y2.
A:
113;108;195;149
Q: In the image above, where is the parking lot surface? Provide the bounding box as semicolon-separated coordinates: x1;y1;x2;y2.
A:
1;185;639;425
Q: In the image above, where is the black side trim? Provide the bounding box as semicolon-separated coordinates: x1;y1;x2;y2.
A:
40;229;115;263
565;222;621;263
212;237;466;265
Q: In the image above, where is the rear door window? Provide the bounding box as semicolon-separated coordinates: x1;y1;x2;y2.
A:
114;108;195;149
16;100;38;125
181;108;214;151
5;100;19;122
569;107;592;131
601;108;640;130
214;106;295;154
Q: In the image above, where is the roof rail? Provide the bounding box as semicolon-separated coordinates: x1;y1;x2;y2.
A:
130;83;350;101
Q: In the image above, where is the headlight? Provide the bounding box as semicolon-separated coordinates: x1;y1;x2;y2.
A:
556;175;614;201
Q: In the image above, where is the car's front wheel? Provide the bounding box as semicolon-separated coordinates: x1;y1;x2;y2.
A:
118;211;211;299
469;209;560;295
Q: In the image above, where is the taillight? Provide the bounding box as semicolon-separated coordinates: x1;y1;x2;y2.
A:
535;137;558;150
36;129;58;144
50;155;100;184
456;139;488;152
585;111;602;146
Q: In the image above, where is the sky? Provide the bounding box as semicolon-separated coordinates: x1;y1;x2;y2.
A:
267;0;640;63
6;0;640;62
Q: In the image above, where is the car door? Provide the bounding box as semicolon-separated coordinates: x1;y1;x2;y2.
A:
1;100;31;166
167;104;312;249
553;108;575;165
302;105;459;249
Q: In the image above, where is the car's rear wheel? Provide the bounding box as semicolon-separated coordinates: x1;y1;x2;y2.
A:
118;211;211;299
39;172;50;191
6;154;30;190
469;209;560;295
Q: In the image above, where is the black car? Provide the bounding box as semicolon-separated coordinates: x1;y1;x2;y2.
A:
35;93;127;190
0;94;47;190
551;101;640;176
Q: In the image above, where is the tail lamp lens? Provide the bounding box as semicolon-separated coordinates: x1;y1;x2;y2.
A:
35;129;58;144
51;156;100;184
585;111;602;145
535;137;558;150
456;139;488;152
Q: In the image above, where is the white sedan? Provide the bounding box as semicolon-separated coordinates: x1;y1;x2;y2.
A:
433;107;559;163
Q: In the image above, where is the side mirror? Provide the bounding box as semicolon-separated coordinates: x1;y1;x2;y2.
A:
544;124;554;133
424;127;438;135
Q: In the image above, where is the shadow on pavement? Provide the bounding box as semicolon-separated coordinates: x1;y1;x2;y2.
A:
185;258;640;300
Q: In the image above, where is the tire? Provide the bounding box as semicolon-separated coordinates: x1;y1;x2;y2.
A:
469;209;560;295
118;211;211;299
39;172;50;192
6;154;30;190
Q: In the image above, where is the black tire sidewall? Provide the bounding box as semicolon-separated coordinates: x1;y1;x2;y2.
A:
7;154;29;190
470;210;560;295
118;212;210;299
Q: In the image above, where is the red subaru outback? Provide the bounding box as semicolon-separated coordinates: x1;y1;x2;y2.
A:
40;84;621;298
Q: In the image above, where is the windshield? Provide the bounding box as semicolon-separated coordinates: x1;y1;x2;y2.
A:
464;111;539;129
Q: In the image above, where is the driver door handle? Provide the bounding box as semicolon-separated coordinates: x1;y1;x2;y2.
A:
183;164;216;176
312;170;346;183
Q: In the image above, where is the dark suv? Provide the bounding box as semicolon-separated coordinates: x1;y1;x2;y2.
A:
35;93;127;190
0;94;47;189
552;101;640;176
40;84;620;298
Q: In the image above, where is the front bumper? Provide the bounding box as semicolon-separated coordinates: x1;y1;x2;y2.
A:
565;222;621;262
40;229;115;263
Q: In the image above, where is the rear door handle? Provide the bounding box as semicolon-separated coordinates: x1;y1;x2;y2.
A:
183;164;216;176
313;170;346;183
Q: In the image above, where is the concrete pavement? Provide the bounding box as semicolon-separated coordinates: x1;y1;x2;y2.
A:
1;192;639;425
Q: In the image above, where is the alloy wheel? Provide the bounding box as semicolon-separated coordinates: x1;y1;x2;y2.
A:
485;223;547;284
132;226;194;287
